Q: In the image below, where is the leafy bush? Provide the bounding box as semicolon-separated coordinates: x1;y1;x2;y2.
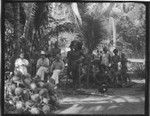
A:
133;63;145;79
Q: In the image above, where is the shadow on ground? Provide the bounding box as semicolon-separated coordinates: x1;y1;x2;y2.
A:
54;79;145;114
55;94;144;114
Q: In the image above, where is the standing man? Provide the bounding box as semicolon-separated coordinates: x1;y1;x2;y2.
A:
36;51;50;81
67;40;84;90
111;49;120;72
100;47;111;70
111;49;121;86
120;53;128;84
67;41;75;79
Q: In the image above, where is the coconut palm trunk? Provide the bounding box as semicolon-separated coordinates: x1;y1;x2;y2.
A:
10;3;21;71
110;16;116;49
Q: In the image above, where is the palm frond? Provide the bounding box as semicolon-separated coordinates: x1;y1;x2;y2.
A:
82;16;107;53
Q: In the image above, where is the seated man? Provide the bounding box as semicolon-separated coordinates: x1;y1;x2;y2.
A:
14;52;30;76
36;51;49;81
50;53;65;89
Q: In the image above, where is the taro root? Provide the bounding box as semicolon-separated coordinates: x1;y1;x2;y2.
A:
15;87;23;96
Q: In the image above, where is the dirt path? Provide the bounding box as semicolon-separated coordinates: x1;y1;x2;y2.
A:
54;80;145;114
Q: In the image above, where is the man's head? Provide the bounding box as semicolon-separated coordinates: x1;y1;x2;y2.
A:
41;51;46;58
19;52;24;59
56;53;61;61
103;47;108;53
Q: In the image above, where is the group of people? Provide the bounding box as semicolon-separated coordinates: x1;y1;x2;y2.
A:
94;46;128;85
14;40;129;90
14;50;65;89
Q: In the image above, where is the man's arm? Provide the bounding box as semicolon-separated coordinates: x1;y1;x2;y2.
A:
61;61;65;71
50;62;54;73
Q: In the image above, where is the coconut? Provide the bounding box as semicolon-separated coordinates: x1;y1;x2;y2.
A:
12;76;20;82
13;96;20;102
25;101;33;108
38;81;45;88
43;98;49;104
39;88;48;97
15;87;23;96
31;94;40;102
33;88;40;94
23;90;30;101
30;83;37;91
50;95;58;103
10;84;16;91
24;78;32;85
42;105;51;114
16;101;24;109
30;107;40;114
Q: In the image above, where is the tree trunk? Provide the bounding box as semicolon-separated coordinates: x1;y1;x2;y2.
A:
10;3;20;72
112;17;116;49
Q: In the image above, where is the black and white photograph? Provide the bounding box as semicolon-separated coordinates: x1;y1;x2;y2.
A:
3;2;146;115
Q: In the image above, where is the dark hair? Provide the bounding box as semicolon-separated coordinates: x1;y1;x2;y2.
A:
19;52;24;55
113;49;118;54
103;47;108;52
121;53;126;58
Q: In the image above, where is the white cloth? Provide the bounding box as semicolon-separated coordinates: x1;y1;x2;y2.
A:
36;66;49;80
51;69;61;85
15;58;29;75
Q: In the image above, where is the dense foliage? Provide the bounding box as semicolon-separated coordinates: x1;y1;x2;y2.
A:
5;3;145;72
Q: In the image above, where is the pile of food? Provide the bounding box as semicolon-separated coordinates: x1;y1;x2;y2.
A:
4;73;59;114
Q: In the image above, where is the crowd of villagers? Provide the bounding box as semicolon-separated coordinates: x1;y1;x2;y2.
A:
13;40;129;90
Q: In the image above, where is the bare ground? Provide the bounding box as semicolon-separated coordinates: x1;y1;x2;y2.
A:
54;79;145;114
